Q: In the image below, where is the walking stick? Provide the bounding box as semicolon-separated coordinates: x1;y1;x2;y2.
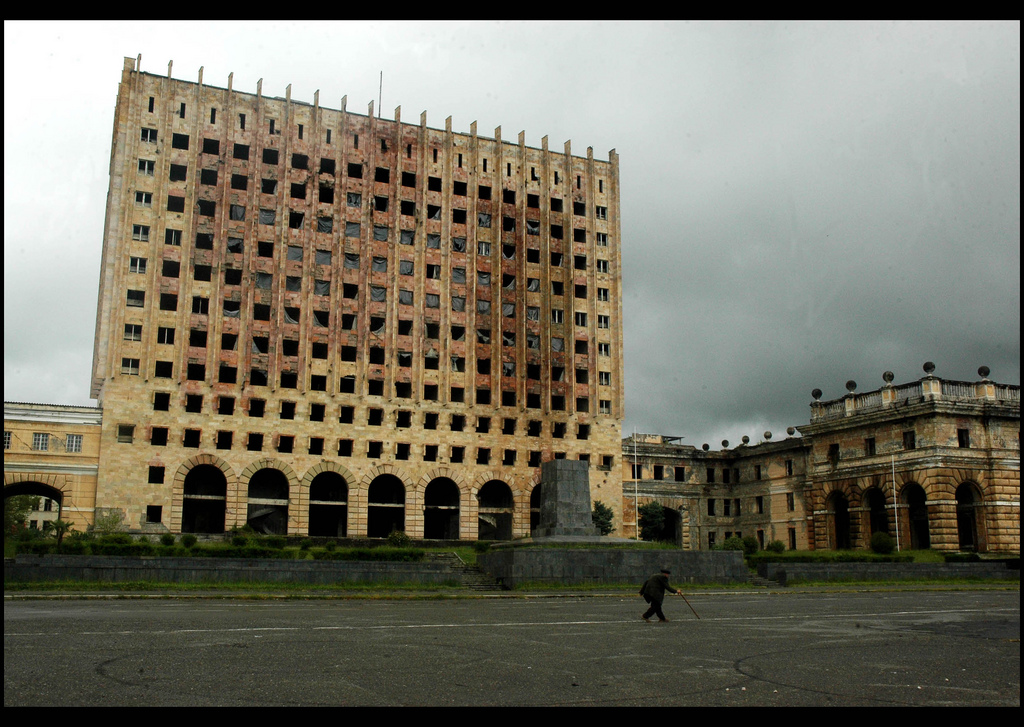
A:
678;591;700;619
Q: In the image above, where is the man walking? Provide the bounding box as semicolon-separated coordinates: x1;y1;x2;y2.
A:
640;567;685;622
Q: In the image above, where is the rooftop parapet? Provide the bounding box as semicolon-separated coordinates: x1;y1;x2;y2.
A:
809;364;1020;422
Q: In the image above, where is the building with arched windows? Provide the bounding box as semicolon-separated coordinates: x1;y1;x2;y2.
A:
44;56;626;540
622;368;1019;553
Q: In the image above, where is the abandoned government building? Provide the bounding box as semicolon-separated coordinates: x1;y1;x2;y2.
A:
4;58;1020;552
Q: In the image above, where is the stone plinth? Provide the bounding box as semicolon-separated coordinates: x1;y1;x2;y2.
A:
533;460;600;538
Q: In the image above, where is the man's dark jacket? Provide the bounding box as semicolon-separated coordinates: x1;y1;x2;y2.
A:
640;573;678;604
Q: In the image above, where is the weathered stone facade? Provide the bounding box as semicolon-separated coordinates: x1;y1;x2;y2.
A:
86;56;625;538
623;368;1020;553
3;403;103;532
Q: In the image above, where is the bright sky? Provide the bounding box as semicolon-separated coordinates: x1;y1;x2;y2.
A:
4;20;1020;446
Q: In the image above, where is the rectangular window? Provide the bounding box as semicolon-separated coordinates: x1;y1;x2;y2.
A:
138;159;155;175
32;432;49;451
124;323;142;341
66;433;83;453
865;437;876;456
141;127;157;142
957;428;970;448
903;431;916;450
129;256;147;274
126;290;145;308
132;225;150;241
597;315;610;329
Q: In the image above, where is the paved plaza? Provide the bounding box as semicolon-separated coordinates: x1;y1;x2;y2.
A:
4;589;1019;706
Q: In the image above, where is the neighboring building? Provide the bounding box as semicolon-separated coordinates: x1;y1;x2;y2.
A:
3;402;103;533
623;366;1020;553
86;56;624;537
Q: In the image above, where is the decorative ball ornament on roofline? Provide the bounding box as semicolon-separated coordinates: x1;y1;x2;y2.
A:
978;365;990;379
786;427;796;436
846;380;857;393
923;361;935;375
883;371;895;383
764;431;772;440
811;389;822;401
741;435;750;445
702;443;709;451
721;440;729;449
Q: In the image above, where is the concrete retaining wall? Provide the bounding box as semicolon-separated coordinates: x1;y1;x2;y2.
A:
758;561;1020;585
4;555;461;586
478;549;748;588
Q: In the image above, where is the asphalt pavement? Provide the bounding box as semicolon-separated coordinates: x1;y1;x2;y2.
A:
4;586;1019;706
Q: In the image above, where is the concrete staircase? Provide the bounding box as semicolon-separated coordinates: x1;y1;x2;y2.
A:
425;552;505;591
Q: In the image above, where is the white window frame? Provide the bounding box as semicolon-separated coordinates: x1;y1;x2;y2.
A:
598;342;611;356
599;371;611;386
597;288;609;301
32;432;49;451
596;259;609;274
124;323;142;341
121;358;141;375
129;256;147;274
66;434;83;453
135;191;153;207
138;159;155;175
132;225;150;241
597;315;610;329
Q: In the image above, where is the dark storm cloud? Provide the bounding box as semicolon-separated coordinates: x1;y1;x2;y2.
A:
4;21;1019;446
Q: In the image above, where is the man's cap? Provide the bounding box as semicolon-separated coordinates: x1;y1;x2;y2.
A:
660;567;671;574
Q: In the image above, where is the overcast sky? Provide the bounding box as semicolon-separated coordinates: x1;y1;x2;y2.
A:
4;20;1020;447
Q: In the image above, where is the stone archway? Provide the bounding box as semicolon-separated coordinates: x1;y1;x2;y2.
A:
529;483;542;534
308;471;348;537
247;468;289;535
423;477;460;540
367;474;405;538
864;488;889;536
181;464;228;534
902;483;930;550
826;490;851;550
956;482;984;552
477;479;514;541
4;480;66;531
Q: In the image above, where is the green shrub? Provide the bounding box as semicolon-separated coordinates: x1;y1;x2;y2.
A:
324;541;338;552
160;533;176;547
638;502;666;542
766;540;786;554
180;533;198;548
742;536;759;555
473;540;491;553
299;539;312;551
264;535;287;549
944;552;981;563
722;536;744;551
592;500;615;536
231;534;249;547
870;531;895;554
386;530;412;547
100;533;132;545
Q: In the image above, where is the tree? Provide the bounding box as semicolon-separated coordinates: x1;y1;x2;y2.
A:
93;508;126;535
638;501;666;541
43;519;73;553
4;495;41;536
592;500;615;536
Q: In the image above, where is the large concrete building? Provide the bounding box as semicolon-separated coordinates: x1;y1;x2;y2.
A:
622;366;1020;553
84;56;625;538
